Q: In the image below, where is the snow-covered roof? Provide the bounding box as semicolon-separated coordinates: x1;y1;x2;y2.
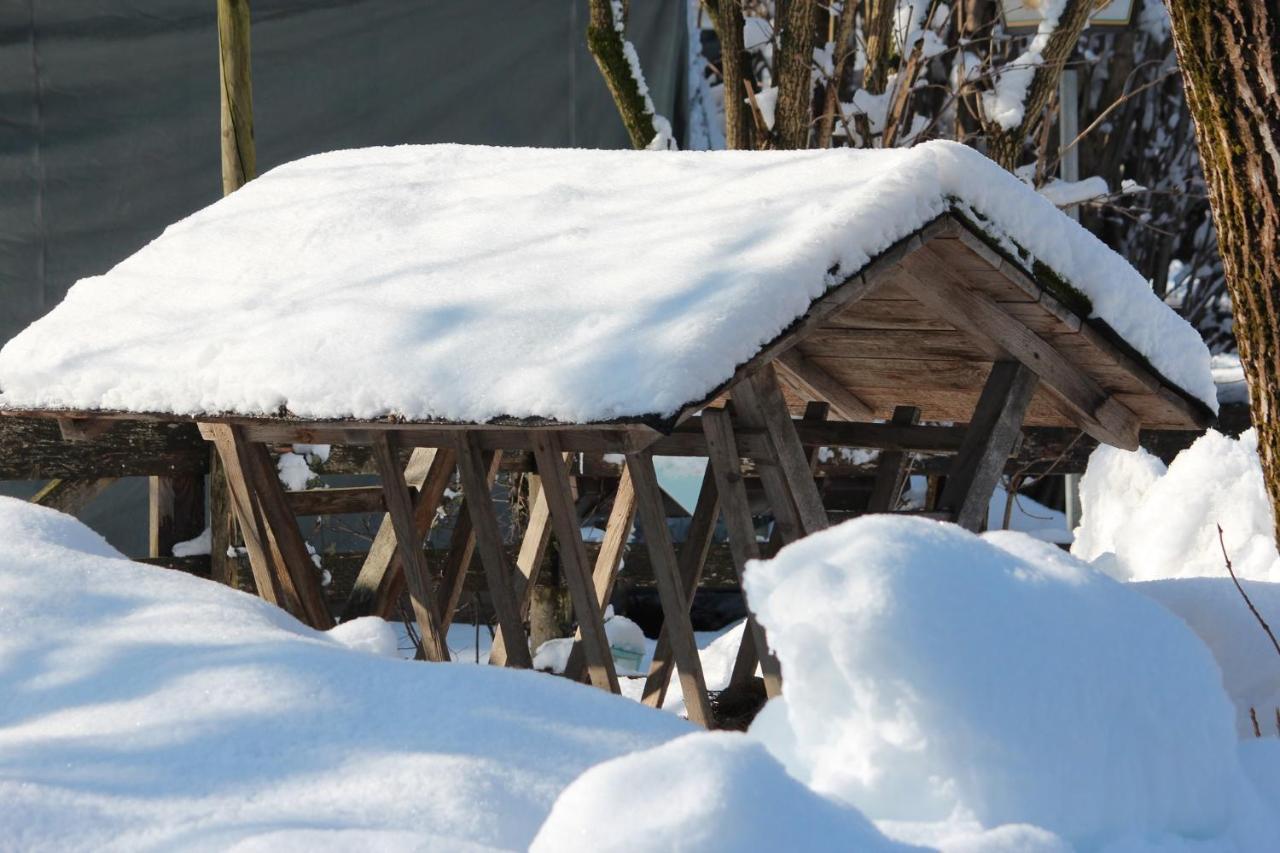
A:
0;141;1215;424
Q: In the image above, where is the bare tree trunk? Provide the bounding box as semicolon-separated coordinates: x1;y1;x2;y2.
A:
586;0;660;149
1166;0;1280;542
815;0;858;148
709;0;754;149
773;0;819;149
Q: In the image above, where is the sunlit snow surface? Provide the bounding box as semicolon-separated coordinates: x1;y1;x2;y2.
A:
0;142;1214;422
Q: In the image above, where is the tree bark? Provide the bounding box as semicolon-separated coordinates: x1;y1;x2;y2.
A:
710;0;754;149
773;0;819;149
1166;0;1280;543
586;0;661;150
984;0;1092;170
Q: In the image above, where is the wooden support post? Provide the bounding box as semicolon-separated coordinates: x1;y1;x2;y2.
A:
641;460;722;707
701;408;784;698
237;436;332;629
208;456;237;587
456;432;533;669
531;434;619;692
866;406;922;512
344;446;456;621
149;474;206;559
371;435;450;661
436;453;501;636
489;460;558;664
940;361;1040;531
563;466;637;683
626;449;713;727
206;425;282;606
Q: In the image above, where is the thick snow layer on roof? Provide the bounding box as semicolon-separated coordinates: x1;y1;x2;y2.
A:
0;142;1215;422
0;497;689;849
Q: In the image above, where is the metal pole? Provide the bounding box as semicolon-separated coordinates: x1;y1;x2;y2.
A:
1059;67;1083;531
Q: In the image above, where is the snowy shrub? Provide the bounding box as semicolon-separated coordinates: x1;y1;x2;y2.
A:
1074;429;1280;582
743;516;1255;848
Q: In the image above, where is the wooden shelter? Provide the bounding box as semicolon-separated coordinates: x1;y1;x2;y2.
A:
0;144;1215;727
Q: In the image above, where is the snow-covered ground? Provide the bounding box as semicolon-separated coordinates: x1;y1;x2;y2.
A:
3;420;1279;851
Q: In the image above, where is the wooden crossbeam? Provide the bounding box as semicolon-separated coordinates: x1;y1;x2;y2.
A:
940;361;1040;531
344;446;457;621
285;485;387;516
531;433;619;692
456;432;533;669
866;405;921;512
734;364;830;537
775;349;874;421
701;408;783;698
438;451;501;636
641;462;721;707
626;449;713;727
371;434;450;661
898;246;1140;450
563;466;637;683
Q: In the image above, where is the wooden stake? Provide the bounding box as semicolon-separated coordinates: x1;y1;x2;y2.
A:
866;406;922;512
371;434;450;661
438;452;501;635
217;0;255;194
626;449;713;726
531;434;619;692
148;474;206;560
940;362;1039;531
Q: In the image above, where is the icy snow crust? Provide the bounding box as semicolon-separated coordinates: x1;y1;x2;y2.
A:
0;142;1214;422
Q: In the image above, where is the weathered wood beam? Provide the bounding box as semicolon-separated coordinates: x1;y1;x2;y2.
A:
204;424;285;608
531;433;619;692
939;362;1040;531
30;478;113;515
642;462;721;707
343;447;456;621
149;474;205;559
237;432;332;629
437;452;501;636
899;245;1141;450
866;406;921;512
701;408;783;698
456;432;532;669
0;416;207;479
490;454;560;667
626;449;713;727
199;420;661;452
284;485;387;516
56;417;116;442
371;434;449;661
775;349;874;421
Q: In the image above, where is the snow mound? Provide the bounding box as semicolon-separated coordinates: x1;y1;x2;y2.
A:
1136;578;1280;739
0;497;689;850
1074;429;1280;582
0;142;1214;423
743;515;1251;848
530;732;919;853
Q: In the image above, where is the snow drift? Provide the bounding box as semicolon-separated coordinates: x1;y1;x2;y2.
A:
531;732;918;853
743;515;1269;849
0;142;1214;423
1073;429;1280;582
0;497;690;851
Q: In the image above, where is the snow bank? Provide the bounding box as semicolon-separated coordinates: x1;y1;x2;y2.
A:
0;142;1214;423
530;732;918;853
743;516;1261;849
1074;430;1280;582
0;497;689;850
1136;578;1280;739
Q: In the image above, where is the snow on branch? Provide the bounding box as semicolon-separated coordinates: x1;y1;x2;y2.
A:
586;0;676;151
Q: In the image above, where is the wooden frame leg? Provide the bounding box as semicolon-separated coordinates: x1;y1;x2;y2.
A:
531;434;619;692
626;449;713;727
734;363;830;536
207;425;283;607
940;361;1039;531
149;474;205;559
641;460;720;707
456;432;533;669
439;451;501;636
866;405;922;512
702;408;784;698
344;446;457;621
563;466;636;682
371;434;451;661
490;453;562;667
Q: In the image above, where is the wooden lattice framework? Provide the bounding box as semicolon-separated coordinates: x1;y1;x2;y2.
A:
3;212;1214;727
